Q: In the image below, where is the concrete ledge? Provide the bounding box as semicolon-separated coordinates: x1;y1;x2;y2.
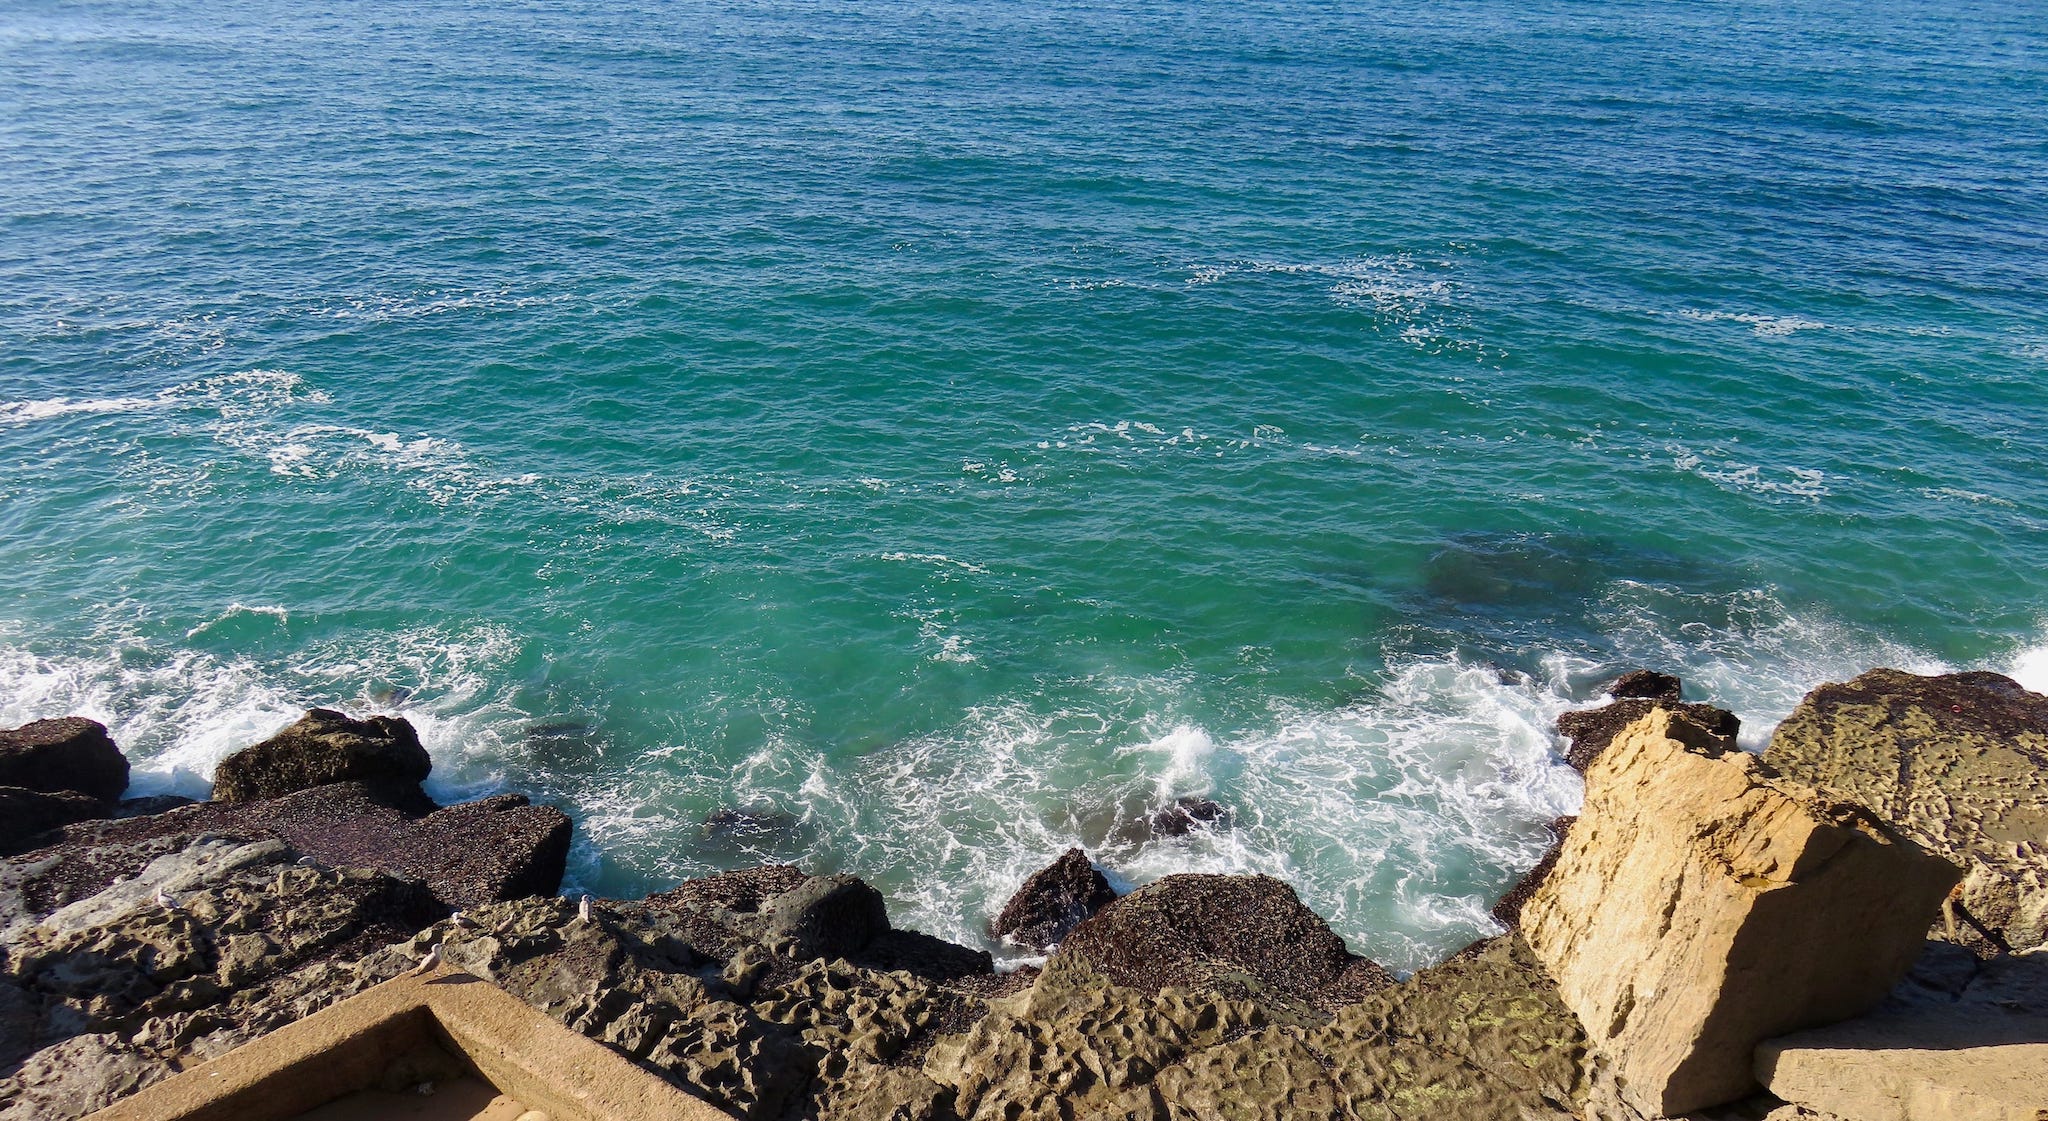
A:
86;971;735;1121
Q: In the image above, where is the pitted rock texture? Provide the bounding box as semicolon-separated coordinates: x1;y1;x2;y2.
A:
1556;698;1740;771
1523;708;1962;1116
1058;873;1384;1015
991;848;1116;950
0;718;127;803
1767;668;2048;954
950;934;1585;1121
210;708;431;804
28;781;570;911
924;954;1267;1121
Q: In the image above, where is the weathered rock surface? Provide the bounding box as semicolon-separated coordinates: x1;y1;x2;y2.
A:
16;781;570;914
1058;873;1385;1014
0;788;109;857
1556;692;1741;772
0;837;436;1118
925;954;1266;1120
0;718;127;803
991;848;1115;950
1768;668;2048;954
210;709;431;804
1522;708;1962;1116
1131;934;1585;1121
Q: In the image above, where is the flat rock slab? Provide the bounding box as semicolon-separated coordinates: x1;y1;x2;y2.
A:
1758;1006;2048;1121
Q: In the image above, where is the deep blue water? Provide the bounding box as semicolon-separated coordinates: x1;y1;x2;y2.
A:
2;0;2045;968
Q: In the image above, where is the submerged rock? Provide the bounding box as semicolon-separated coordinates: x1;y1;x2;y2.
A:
991;848;1116;950
1767;668;2048;955
1057;873;1379;1014
1556;697;1739;771
210;709;431;805
0;718;128;804
1604;669;1683;703
1148;795;1232;838
1522;708;1961;1116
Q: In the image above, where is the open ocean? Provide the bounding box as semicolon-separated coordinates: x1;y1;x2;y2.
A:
3;0;2045;970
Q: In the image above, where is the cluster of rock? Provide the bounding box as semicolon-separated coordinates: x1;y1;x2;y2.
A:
3;665;2045;1121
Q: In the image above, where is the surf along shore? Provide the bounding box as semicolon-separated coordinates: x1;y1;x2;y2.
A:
2;666;2043;1121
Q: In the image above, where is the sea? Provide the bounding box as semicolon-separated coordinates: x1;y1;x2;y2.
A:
3;0;2045;972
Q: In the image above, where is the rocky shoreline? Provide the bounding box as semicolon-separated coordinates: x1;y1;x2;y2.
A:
2;668;2043;1120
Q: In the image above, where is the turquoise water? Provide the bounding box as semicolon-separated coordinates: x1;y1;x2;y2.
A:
3;0;2045;969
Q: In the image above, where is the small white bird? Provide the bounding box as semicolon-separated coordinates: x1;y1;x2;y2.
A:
449;910;474;930
578;894;593;924
296;856;319;868
412;942;444;975
154;886;178;911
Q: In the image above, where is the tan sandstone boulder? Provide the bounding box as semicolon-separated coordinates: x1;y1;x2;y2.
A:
1522;708;1962;1117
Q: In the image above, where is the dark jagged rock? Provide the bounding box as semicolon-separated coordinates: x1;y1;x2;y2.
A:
991;848;1116;950
0;787;109;857
14;781;570;914
210;709;431;805
1149;795;1232;838
1768;668;2048;955
1057;873;1372;1013
1605;669;1682;703
1556;699;1738;771
1491;816;1576;931
0;718;127;803
762;874;888;960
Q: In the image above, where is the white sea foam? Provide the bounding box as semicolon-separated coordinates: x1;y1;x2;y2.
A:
2010;643;2048;695
1677;309;1831;337
879;552;991;576
0;623;529;800
183;604;290;638
0;396;164;424
1669;445;1831;500
8;591;2039;973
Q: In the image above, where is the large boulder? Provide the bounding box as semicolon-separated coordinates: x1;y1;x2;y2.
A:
1767;668;2048;954
0;718;127;803
992;848;1116;950
1556;698;1740;771
1521;708;1962;1116
1057;873;1379;1013
210;709;430;805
